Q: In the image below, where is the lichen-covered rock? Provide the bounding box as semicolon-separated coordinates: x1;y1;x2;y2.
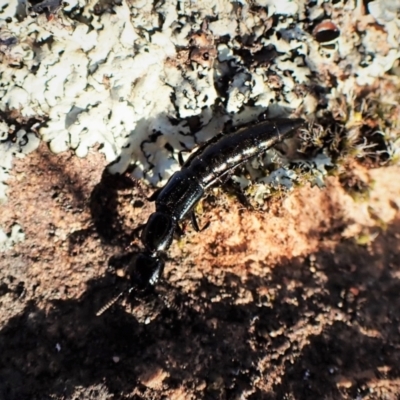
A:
0;0;399;197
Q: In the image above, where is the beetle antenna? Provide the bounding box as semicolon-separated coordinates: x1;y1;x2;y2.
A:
95;287;136;316
96;291;124;316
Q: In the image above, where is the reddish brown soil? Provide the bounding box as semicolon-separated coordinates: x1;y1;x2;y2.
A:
0;144;399;400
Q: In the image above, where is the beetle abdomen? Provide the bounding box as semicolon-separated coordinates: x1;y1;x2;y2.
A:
184;118;305;189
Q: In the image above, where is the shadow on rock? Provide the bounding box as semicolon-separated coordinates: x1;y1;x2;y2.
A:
89;170;140;248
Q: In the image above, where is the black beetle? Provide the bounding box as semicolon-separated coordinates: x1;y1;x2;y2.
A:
131;117;305;290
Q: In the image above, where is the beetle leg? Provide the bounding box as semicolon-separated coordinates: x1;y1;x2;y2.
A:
148;187;162;201
178;151;185;166
125;223;146;250
190;211;200;232
131;222;146;238
218;170;233;186
178;148;193;166
175;223;184;237
223;179;251;209
190;211;210;232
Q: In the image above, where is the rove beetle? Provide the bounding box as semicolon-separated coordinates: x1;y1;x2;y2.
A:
97;117;305;315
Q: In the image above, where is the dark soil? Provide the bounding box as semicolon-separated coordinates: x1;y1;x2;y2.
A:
0;144;399;400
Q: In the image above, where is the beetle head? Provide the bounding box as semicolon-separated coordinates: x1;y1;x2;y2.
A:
129;252;165;290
